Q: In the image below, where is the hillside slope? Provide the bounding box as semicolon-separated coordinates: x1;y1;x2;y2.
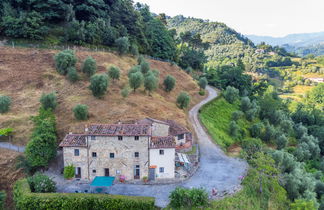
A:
167;15;255;62
0;47;203;145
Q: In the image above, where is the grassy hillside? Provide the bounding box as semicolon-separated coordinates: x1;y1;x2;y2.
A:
199;97;253;149
0;46;203;145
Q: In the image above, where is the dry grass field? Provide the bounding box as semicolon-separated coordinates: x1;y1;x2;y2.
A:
0;46;203;145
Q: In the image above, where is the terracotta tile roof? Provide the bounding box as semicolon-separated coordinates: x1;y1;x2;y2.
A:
86;124;151;136
150;136;176;149
136;118;169;125
59;134;87;147
165;120;190;136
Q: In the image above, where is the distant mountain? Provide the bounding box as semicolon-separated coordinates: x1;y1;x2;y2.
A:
167;15;255;62
247;31;324;47
247;32;324;56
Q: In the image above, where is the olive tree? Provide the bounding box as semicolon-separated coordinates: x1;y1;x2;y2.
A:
82;56;97;77
129;72;144;92
198;77;208;90
223;86;239;104
144;73;158;95
89;74;109;98
163;75;176;92
54;50;77;75
108;66;120;81
40;93;57;110
115;37;130;55
73;104;89;120
176;92;190;109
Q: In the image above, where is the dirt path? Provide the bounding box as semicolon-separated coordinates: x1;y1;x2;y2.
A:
108;86;248;207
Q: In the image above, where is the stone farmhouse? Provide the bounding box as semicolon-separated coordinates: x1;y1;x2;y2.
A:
59;118;192;181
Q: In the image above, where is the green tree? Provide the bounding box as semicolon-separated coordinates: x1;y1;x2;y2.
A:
67;67;79;83
176;92;190;109
240;96;252;112
250;123;264;138
130;44;139;56
63;165;75;179
40;93;57;110
128;65;141;78
262;121;276;142
198;77;208;90
54;50;77;75
73;104;89;120
275;134;288;150
163;75;176;92
305;83;324;110
89;74;109;98
140;60;150;75
108;66;120;81
0;95;11;113
129;72;144;92
27;173;56;193
144;73;158;95
223;86;239;104
82;56;97;77
232;110;244;121
115;37;130;55
229;120;240;138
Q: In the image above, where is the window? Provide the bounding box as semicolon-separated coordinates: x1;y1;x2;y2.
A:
74;149;79;156
91;136;96;140
178;134;184;140
134;152;139;158
134;136;139;140
159;167;164;173
92;169;96;173
159;149;164;155
110;153;115;158
118;136;123;141
92;152;97;157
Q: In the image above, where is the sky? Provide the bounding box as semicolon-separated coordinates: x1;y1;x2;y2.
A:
136;0;324;37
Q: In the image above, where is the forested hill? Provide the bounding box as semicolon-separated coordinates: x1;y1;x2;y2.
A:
167;15;255;63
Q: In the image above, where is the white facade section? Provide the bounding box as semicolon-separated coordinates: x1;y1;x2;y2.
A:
149;148;175;179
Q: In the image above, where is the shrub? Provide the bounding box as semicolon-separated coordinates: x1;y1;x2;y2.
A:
121;87;130;98
54;50;77;75
82;56;97;77
129;72;144;92
63;165;75;179
40;93;57;110
245;108;257;121
275;134;288;150
240;96;251;112
115;37;130;55
169;187;209;209
185;66;193;74
137;55;145;65
140;60;150;75
176;92;190;109
231;110;243;121
198;77;208;90
199;90;205;96
163;75;176;92
229;120;240;138
223;86;239;104
67;67;79;83
130;44;139;56
14;179;155;210
128;65;141;78
73;104;88;120
108;66;120;81
144;73;158;95
89;74;109;98
27;173;56;193
250;123;264;138
0;95;11;113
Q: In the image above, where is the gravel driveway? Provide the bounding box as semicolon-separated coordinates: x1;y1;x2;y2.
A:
109;86;248;207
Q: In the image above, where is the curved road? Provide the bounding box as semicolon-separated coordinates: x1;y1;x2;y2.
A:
109;86;248;207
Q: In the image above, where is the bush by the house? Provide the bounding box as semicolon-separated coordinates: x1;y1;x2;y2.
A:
169;187;209;209
0;95;11;113
108;66;120;81
82;56;97;77
223;86;239;104
40;93;57;110
54;50;77;75
67;67;79;83
163;75;176;92
73;104;89;121
115;37;130;55
89;74;109;98
63;165;75;179
14;179;155;210
27;173;56;193
176;92;190;109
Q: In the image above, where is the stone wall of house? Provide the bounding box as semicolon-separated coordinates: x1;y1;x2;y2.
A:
149;148;175;179
175;133;187;145
63;147;89;179
151;122;169;137
88;135;149;181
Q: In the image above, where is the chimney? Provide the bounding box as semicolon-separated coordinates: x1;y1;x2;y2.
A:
118;120;121;125
85;124;88;132
69;132;73;135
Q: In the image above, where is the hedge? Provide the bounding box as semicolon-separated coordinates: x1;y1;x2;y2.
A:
14;179;155;210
